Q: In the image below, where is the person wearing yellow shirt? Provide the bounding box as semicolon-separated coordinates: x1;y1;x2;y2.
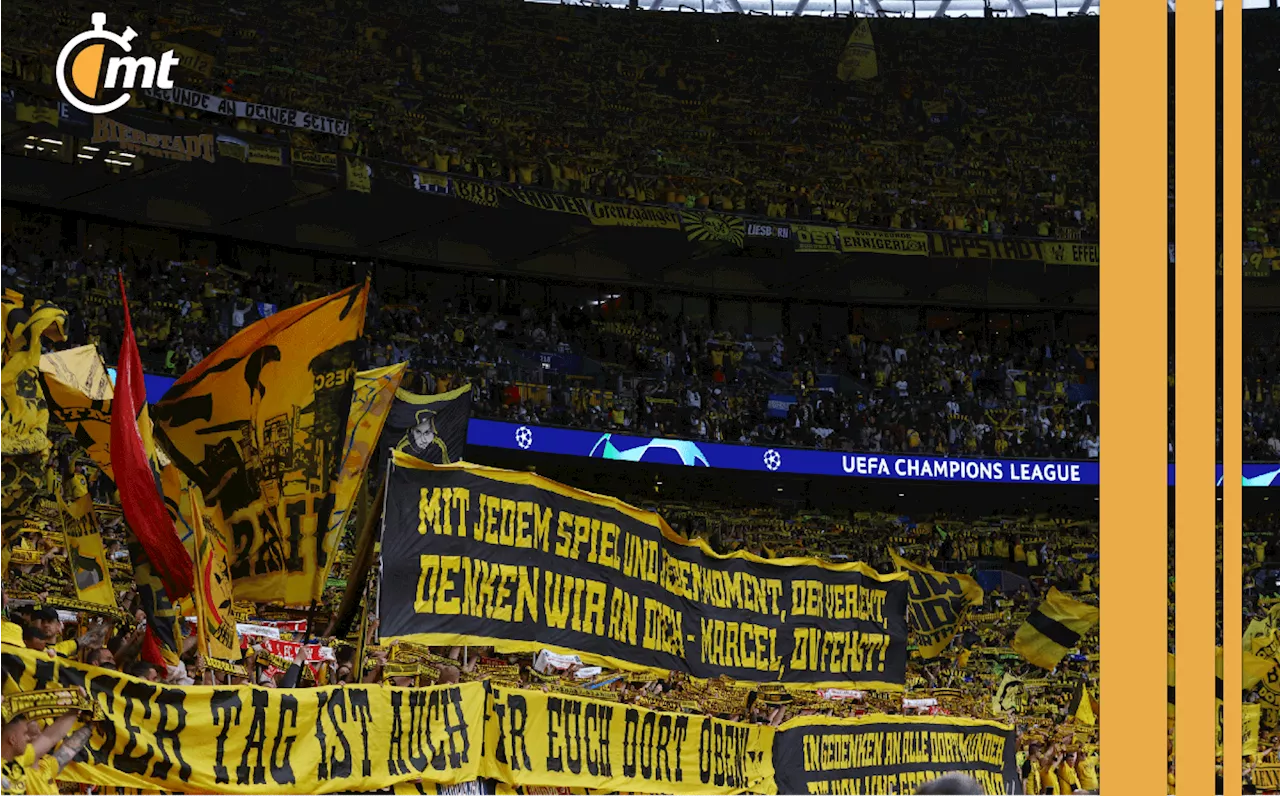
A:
1;702;95;795
1014;541;1027;565
1057;754;1081;793
1039;753;1062;794
1076;750;1099;791
0;621;23;648
1021;744;1043;794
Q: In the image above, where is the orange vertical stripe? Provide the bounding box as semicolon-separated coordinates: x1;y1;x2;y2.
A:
1175;1;1218;795
1222;1;1243;793
1102;1;1167;794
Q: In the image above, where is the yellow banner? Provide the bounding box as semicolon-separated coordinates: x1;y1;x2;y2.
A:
484;685;776;795
588;203;682;230
1041;241;1101;267
3;649;772;795
792;224;841;253
293;150;338;170
247;145;284;166
153;283;369;606
58;473;116;606
15;103;59;127
837;228;929;256
316;362;407;592
1245;703;1262;757
1258;764;1280;791
347;158;371;193
0;646;485;794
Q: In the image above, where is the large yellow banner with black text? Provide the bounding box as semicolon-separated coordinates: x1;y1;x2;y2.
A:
484;685;775;795
0;646;1026;795
1;645;484;794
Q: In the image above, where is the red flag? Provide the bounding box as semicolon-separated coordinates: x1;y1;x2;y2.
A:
110;273;193;599
139;627;168;676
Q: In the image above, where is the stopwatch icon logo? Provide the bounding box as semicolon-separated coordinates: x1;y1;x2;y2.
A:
56;13;181;115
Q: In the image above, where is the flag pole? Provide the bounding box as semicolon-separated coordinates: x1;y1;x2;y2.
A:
323;471;386;638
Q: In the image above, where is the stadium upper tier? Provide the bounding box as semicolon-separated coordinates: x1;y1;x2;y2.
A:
6;212;1102;461
4;0;1098;237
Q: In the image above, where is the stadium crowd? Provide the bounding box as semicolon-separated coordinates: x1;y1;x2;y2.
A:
3;217;1101;461
0;0;1147;792
4;0;1098;238
2;409;1101;793
1240;515;1280;794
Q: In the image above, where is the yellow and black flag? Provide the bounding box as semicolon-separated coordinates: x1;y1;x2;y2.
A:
992;672;1023;715
153;282;369;606
1011;587;1099;670
37;343;184;668
162;464;239;661
889;549;983;658
2;289;66;456
375;382;471;471
41;345;114;477
57;469;116;607
836;19;877;82
315;362;406;595
1067;680;1098;726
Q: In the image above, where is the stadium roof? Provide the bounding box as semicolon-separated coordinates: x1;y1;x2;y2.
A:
526;0;1271;17
526;0;1099;15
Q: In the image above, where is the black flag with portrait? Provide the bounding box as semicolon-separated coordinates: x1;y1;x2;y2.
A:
375;383;471;469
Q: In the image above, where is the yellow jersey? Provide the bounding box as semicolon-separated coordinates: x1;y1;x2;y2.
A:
2;745;60;795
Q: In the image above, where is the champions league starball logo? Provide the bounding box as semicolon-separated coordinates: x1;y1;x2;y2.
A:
56;13;180;114
763;449;782;471
514;425;534;450
588;434;709;467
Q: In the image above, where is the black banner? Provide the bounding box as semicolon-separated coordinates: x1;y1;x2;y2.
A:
376;384;471;470
772;716;1023;795
378;458;909;689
